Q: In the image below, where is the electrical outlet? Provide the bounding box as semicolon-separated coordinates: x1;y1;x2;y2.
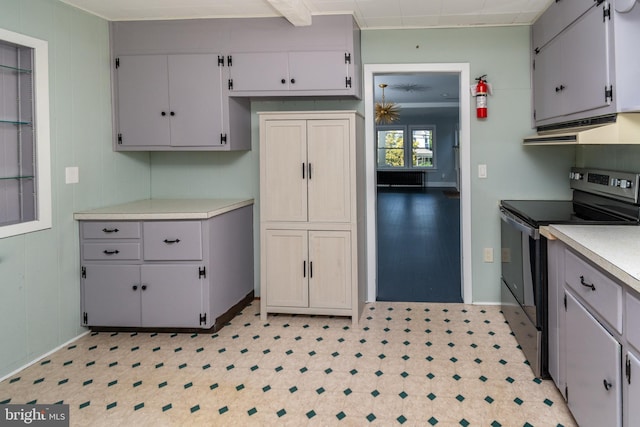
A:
483;247;494;263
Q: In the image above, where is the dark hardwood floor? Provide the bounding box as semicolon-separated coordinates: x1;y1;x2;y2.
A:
376;186;462;303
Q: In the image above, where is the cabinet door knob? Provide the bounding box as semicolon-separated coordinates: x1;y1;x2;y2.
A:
281;79;286;84
603;379;612;391
161;111;166;116
170;111;175;116
290;78;295;84
132;285;138;291
141;285;147;291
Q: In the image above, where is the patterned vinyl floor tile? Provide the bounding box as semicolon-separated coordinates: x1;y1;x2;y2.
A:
0;302;577;427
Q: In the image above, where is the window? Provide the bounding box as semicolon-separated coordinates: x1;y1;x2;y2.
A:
376;127;404;168
411;127;435;168
0;28;51;238
376;125;436;169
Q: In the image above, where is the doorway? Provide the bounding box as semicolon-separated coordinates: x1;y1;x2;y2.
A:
363;64;472;304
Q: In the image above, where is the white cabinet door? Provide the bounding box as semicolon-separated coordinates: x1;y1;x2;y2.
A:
309;231;351;309
261;120;308;222
565;291;622;427
228;52;289;92
288;51;350;91
116;54;223;148
229;51;351;93
140;265;204;328
626;352;640;427
547;240;565;396
117;55;171;147
533;3;611;124
82;264;141;327
307;119;351;223
264;229;308;308
167;54;223;147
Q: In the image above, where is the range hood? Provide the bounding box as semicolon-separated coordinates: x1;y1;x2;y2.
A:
523;113;640;145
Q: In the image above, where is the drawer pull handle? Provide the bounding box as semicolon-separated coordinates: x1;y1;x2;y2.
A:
163;239;181;244
579;275;596;291
102;228;119;233
603;379;612;391
103;250;120;255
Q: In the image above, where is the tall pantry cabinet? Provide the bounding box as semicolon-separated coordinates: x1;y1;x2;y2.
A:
259;111;365;326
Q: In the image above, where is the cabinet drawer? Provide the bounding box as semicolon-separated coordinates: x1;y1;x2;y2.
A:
565;250;623;333
83;243;141;261
143;221;202;260
627;290;640;353
82;221;141;239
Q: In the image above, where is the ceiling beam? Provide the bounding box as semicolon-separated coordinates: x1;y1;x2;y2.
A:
265;0;312;26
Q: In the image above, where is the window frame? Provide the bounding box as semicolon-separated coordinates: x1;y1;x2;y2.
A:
409;125;436;169
376;126;406;169
375;124;437;170
0;28;51;239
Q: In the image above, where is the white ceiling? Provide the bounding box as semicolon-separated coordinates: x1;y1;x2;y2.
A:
374;73;460;108
59;0;553;29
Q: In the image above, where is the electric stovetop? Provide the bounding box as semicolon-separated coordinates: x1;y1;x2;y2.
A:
500;199;636;226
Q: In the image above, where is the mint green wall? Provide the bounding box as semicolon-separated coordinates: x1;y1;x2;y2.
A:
361;27;576;302
0;0;150;378
151;26;576;303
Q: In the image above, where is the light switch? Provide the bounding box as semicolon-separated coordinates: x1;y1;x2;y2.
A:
65;166;79;184
478;164;487;179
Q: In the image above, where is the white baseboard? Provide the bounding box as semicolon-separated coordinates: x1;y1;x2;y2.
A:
0;330;91;383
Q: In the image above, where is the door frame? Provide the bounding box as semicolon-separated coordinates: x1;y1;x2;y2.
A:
364;63;472;304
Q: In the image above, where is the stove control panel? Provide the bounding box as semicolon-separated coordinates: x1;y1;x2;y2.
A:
570;167;640;204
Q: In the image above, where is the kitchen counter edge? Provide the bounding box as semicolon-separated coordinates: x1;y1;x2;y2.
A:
73;198;254;221
541;224;640;294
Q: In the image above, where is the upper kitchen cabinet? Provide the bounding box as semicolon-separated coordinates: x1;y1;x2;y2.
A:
115;53;249;151
531;1;640;127
227;50;355;95
531;0;594;51
225;15;360;98
110;15;360;151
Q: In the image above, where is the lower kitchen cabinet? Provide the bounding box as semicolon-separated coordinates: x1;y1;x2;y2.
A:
626;351;640;426
82;264;204;328
547;238;640;427
263;229;351;311
77;201;254;330
565;291;621;427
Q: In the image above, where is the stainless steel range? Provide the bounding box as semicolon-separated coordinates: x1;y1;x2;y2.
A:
499;167;640;378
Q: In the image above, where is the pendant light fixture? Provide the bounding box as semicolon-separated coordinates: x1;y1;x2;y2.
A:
375;83;401;124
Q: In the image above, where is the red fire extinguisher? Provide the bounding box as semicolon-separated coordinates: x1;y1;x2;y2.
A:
475;75;488;119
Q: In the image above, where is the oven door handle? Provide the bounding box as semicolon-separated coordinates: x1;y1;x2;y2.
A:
500;207;540;240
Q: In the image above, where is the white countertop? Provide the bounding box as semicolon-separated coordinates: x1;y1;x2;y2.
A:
73;198;254;220
542;224;640;293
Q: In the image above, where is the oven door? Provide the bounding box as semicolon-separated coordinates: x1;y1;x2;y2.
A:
499;207;547;378
499;207;540;323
